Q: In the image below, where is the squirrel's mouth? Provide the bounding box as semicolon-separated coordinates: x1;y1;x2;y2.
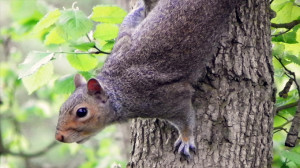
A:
76;137;90;144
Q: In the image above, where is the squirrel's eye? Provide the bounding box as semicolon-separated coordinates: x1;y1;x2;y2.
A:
76;108;88;118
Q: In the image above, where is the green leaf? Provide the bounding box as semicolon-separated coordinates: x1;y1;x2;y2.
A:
44;27;66;45
292;145;300;153
297;25;300;42
79;161;98;168
284;43;300;56
281;150;300;165
271;0;289;12
94;24;119;41
285;54;300;66
272;43;285;57
272;31;298;44
276;90;299;106
56;9;93;41
71;42;95;51
274;115;288;129
19;51;54;78
67;54;98;71
272;1;300;23
280;162;289;168
281;106;297;116
54;75;75;94
101;40;115;53
79;71;95;79
32;9;61;34
22;63;54;94
91;6;127;24
272;25;300;44
11;0;42;22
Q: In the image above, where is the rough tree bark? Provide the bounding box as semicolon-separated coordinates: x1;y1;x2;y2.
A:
127;0;274;167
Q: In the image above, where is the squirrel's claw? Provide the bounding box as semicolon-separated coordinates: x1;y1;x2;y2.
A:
174;137;196;162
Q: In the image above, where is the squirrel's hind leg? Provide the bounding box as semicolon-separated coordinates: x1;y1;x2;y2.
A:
168;103;197;161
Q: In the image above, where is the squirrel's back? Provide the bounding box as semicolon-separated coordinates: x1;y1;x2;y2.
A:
98;0;234;117
99;0;232;98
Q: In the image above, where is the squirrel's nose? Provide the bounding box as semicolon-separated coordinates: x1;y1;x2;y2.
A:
55;131;65;142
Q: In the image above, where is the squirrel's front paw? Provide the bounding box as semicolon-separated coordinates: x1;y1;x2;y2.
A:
174;136;196;161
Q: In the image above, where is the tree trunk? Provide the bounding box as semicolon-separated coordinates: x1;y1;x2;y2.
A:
127;0;274;167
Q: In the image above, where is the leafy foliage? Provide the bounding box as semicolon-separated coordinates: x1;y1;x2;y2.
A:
22;62;54;94
15;4;127;94
272;25;300;44
54;75;76;94
66;54;98;71
271;1;300;23
44;27;66;45
31;9;61;34
0;1;127;168
56;10;93;41
91;6;127;24
18;51;54;78
271;0;300;167
94;23;119;41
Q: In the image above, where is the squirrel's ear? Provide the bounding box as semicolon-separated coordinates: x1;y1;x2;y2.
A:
87;78;103;95
74;74;87;88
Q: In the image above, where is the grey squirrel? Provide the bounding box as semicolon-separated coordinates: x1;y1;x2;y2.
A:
56;0;241;160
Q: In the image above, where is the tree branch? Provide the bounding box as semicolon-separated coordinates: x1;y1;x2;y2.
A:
0;115;58;158
0;141;58;158
285;101;300;147
273;55;300;98
0;116;5;155
279;78;294;98
271;20;300;29
271;20;300;36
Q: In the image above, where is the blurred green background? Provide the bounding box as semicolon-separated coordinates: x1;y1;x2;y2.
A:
0;0;300;168
0;0;130;168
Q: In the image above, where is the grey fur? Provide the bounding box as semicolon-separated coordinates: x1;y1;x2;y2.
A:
57;0;242;158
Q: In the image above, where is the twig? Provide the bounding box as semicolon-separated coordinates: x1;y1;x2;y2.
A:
276;114;289;121
272;28;293;37
86;34;92;42
55;51;110;55
273;127;288;134
86;34;111;55
274;119;293;130
1;141;58;158
276;100;299;114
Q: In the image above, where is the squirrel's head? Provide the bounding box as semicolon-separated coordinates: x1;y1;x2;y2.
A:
55;74;111;143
